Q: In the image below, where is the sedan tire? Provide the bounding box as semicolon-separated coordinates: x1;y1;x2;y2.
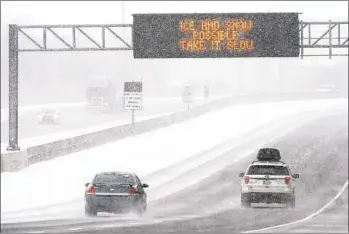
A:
85;204;97;217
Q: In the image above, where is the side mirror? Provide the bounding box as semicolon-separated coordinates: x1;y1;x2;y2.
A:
85;183;90;187
142;183;149;188
293;174;299;179
239;172;245;178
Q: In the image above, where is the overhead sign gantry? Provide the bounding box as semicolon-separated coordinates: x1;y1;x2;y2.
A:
6;13;349;150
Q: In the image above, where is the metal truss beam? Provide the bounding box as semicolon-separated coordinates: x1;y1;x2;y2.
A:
16;24;133;52
18;48;133;52
18;28;42;49
18;24;132;28
105;26;131;48
341;38;348;46
311;24;337;45
76;27;102;49
299;21;348;59
47;27;73;49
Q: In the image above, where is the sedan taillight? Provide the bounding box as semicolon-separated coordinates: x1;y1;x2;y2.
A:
285;176;291;185
128;186;138;194
86;184;95;194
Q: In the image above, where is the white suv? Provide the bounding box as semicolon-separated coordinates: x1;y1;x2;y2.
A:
239;149;299;208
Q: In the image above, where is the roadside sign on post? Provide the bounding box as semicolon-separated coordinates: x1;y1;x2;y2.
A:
182;85;194;103
182;85;194;110
124;82;143;110
124;82;142;124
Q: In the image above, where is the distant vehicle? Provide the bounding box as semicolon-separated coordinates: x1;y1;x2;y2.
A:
84;171;149;217
239;148;299;208
86;78;124;113
37;108;60;125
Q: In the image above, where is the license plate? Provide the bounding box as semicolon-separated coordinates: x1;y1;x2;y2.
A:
263;180;271;185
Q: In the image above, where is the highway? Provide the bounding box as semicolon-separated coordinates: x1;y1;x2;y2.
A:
1;112;347;233
258;186;348;233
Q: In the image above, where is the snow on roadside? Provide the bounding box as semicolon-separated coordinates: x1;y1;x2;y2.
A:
0;96;224;123
1;112;174;151
1;99;347;212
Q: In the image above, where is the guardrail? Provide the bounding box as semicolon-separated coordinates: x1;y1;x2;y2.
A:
1;91;346;173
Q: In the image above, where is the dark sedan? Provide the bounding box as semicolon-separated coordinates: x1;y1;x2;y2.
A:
84;171;149;217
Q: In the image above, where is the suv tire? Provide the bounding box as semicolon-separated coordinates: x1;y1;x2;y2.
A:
241;194;251;208
286;192;296;208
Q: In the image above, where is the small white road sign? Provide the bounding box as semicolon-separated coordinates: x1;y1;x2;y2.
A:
182;85;194;103
124;82;143;110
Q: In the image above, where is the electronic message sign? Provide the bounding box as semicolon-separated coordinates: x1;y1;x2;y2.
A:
133;13;299;58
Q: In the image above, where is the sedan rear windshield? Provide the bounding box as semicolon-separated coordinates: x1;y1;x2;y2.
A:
247;165;290;175
94;173;135;184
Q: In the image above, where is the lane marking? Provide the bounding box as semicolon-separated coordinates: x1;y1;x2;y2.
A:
244;180;349;233
66;228;82;231
101;224;114;228
96;214;203;229
27;232;45;234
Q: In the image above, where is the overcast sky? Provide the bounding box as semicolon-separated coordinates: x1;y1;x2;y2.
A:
1;1;348;25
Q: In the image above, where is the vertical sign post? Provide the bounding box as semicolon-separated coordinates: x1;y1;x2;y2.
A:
124;81;143;124
7;24;20;151
204;86;209;100
132;109;135;125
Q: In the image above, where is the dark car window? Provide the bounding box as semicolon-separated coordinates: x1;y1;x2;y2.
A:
135;176;142;186
93;173;136;184
247;165;290;175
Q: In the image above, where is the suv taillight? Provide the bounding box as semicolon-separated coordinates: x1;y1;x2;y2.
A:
128;186;138;194
86;184;95;194
285;176;291;185
244;176;249;184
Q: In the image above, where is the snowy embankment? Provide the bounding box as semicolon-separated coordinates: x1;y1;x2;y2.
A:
1;112;174;152
1;99;347;216
1;97;225;149
0;97;224;123
1;102;86;123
